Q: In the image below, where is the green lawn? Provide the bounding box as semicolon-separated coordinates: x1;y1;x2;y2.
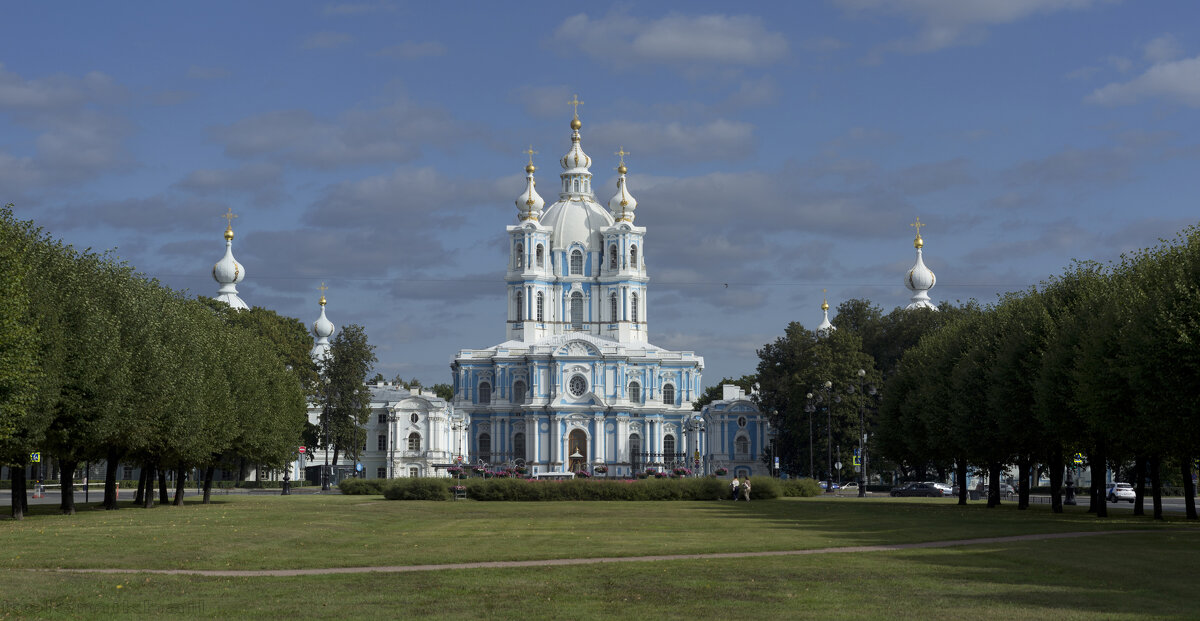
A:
1;494;1196;620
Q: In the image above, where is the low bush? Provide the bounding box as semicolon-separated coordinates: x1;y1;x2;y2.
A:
381;478;452;501
780;477;822;497
338;478;389;495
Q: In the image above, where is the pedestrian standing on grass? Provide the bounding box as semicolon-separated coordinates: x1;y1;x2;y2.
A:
730;476;740;500
741;477;752;501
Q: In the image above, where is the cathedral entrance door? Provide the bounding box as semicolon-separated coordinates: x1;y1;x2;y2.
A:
568;430;587;472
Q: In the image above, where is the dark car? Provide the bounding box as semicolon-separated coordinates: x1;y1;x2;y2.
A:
890;482;948;497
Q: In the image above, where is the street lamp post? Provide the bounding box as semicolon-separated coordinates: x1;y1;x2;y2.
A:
857;369;866;497
824;380;833;493
805;393;816;479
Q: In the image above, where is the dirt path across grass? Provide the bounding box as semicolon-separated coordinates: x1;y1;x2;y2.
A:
36;529;1188;578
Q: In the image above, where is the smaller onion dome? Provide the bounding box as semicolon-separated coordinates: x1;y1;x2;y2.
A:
211;209;248;310
516;146;544;221
904;218;938;311
311;284;335;362
816;292;836;336
608;147;638;222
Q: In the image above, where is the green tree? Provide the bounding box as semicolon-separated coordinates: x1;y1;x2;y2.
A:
319;324;376;485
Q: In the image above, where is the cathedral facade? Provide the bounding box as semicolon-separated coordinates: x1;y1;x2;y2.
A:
450;110;771;477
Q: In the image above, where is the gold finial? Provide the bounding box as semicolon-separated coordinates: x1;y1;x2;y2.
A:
911;217;925;249
221;208;238;241
615;147;629;175
821;289;829;311
524;145;537;173
318;282;327;306
568;93;583;130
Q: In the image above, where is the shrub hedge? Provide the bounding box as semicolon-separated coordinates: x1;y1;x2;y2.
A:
779;477;823;497
341;476;781;501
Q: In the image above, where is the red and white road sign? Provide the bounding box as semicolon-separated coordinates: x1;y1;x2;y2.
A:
298;446;306;454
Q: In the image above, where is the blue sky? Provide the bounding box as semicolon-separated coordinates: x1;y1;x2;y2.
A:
4;1;1198;386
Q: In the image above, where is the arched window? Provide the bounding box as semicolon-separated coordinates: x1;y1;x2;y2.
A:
570;292;584;330
630;434;642;463
407;432;421;451
479;433;491;462
512;380;526;404
631;293;639;323
515;242;523;268
573;178;579;192
664;434;676;457
479;382;491;405
629;381;641;403
630;245;638;268
570;249;583;275
609;244;617;269
536;244;544;267
662;384;675;405
609;292;618;322
536;292;545;321
513;433;526;459
735;435;750;456
515;290;524;322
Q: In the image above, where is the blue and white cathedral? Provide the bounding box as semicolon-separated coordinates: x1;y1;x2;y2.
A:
451;110;771;477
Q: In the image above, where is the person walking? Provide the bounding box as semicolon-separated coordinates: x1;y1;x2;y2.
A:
730;476;740;500
741;477;752;501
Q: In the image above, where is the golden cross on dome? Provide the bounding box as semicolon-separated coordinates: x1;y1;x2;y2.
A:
318;282;328;295
911;217;925;236
615;147;629;165
221;208;238;227
567;94;584;118
525;145;537;166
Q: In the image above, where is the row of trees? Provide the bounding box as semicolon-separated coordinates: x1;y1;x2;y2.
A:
877;225;1200;520
0;205;312;519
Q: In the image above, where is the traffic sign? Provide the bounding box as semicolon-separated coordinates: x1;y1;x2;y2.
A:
298;446;306;454
1073;453;1085;466
852;456;861;466
835;461;842;470
356;462;364;472
773;456;780;469
30;452;40;463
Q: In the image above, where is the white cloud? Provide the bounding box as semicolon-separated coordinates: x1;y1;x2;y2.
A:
552;12;788;68
303;31;354;49
210;97;478;169
373;41;446;59
1085;55;1200;108
587;119;756;163
1143;33;1182;63
172;163;286;207
835;0;1109;54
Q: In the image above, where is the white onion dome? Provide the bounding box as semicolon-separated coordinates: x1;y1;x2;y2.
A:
310;291;335;362
515;161;544;222
212;221;248;310
560;117;592;173
540;114;614;250
608;156;638;222
816;296;836;336
905;227;938;310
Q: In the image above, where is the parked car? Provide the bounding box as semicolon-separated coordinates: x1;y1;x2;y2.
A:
818;481;840;491
1107;482;1136;503
836;482;860;495
890;482;948;497
981;483;1016;496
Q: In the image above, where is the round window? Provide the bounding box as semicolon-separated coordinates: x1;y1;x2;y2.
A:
569;375;587;397
410;413;419;423
738;416;747;428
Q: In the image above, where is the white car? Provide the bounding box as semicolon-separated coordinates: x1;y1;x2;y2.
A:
1107;482;1135;503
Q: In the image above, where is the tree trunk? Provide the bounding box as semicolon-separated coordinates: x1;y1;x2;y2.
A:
11;466;26;520
158;468;169;505
1150;454;1163;521
956;458;968;506
172;468;185;505
134;465;147;505
59;459;77;515
1181;456;1197;520
203;465;214;504
987;463;1001;508
1017;456;1030;510
1133;456;1146;517
1094;448;1108;518
103;447;121;510
142;464;155;509
332;446;340;471
1049;447;1063;513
